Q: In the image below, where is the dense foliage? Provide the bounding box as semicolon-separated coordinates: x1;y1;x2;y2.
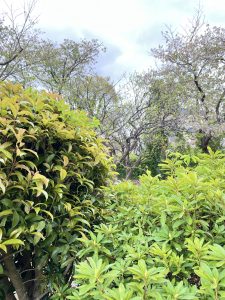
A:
65;149;225;299
0;82;113;299
2;4;225;300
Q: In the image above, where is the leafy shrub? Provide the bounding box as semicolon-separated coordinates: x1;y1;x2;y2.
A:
0;82;113;299
67;149;225;299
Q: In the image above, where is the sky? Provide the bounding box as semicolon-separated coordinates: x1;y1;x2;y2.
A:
1;0;225;80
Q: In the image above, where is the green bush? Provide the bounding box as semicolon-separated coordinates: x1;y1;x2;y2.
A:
0;82;113;299
67;149;225;299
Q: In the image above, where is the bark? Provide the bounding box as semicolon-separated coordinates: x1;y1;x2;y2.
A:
199;132;212;153
5;293;16;300
125;155;143;180
19;250;34;299
1;276;17;300
2;250;29;300
32;266;42;300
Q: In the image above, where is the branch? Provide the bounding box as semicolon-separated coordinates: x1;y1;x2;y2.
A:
2;249;29;300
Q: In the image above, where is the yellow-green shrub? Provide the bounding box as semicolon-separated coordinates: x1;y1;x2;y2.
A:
67;150;225;300
0;82;113;299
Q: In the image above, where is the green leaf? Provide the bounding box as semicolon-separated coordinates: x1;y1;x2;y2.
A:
2;239;24;246
42;210;53;221
0;209;13;218
0;244;7;252
0;180;6;194
0;264;4;274
60;168;67;181
12;211;20;228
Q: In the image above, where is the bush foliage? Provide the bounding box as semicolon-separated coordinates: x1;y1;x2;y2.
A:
0;82;113;299
2;81;225;299
66;149;225;299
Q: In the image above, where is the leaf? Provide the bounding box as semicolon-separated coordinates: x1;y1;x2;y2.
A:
9;227;23;239
63;155;69;166
36;221;46;232
207;244;225;267
0;180;6;194
0;210;13;218
60;168;67;181
33;172;49;187
8;102;19;118
34;207;40;214
0;244;7;252
0;148;13;160
12;211;20;228
71;217;90;227
31;187;48;199
31;232;45;245
0;264;3;274
46;154;55;163
23;148;39;158
15;164;31;173
42;210;54;221
2;239;24;246
0;142;12;149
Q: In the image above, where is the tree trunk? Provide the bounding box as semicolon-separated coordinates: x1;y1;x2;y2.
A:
5;293;16;300
32;267;42;300
1;276;17;300
125;156;142;180
199;132;212;153
3;250;29;300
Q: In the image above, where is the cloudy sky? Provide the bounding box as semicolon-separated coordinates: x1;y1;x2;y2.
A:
1;0;225;79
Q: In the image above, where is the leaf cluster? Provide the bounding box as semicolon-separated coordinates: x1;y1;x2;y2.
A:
0;81;114;298
66;149;225;299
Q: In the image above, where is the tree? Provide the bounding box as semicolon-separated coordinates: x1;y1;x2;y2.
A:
0;1;105;95
0;82;113;299
0;0;38;81
24;38;105;94
152;11;225;151
105;72;179;179
66;75;119;130
62;73;151;179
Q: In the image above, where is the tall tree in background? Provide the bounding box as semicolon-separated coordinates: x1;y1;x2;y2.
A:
65;75;119;128
102;72;179;179
24;39;105;94
0;1;105;94
0;0;38;81
152;11;225;151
